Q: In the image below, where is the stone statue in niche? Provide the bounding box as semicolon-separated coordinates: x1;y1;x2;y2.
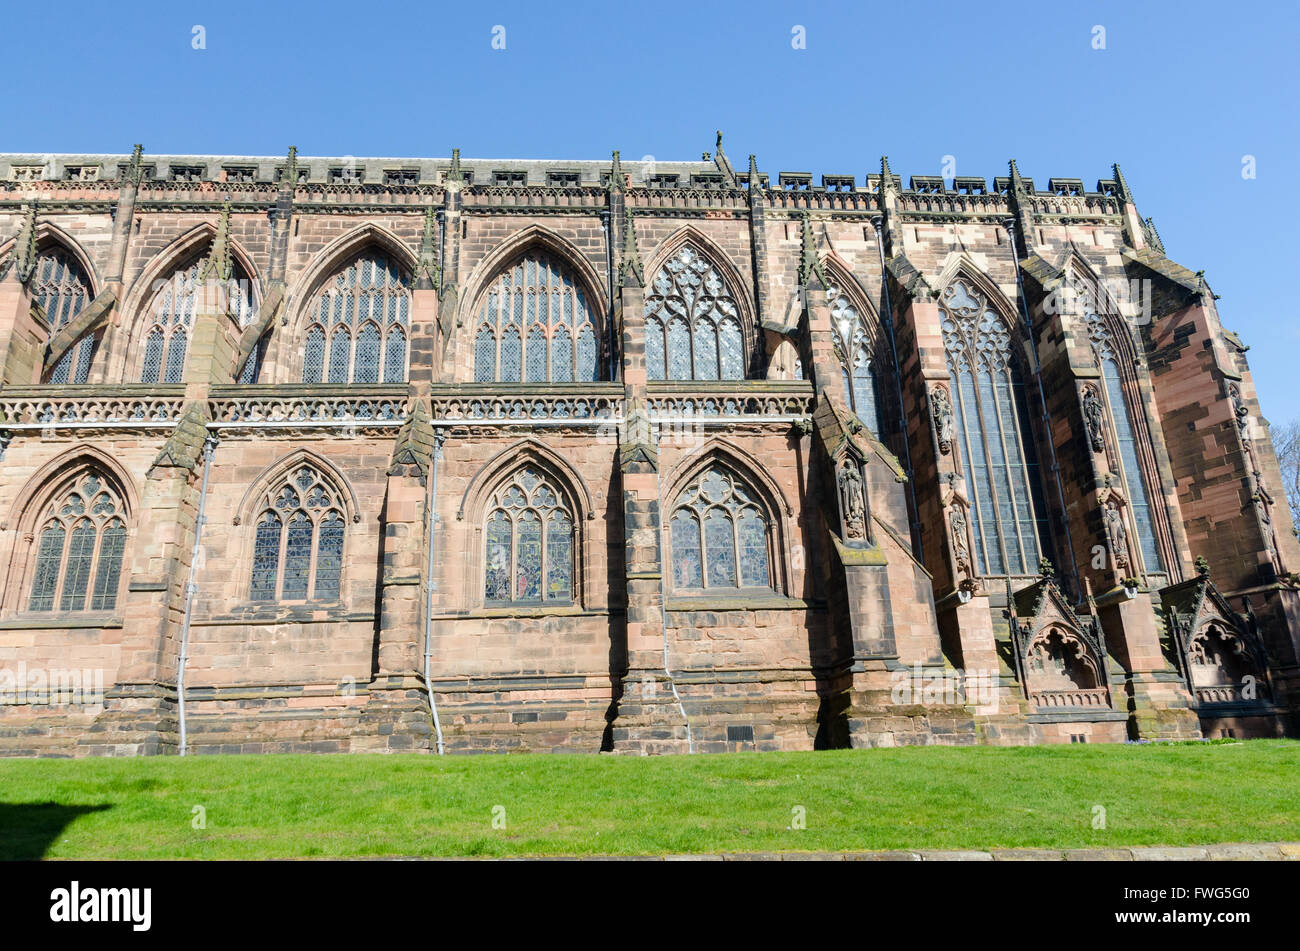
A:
931;387;955;455
838;458;867;541
1082;385;1105;453
950;504;971;574
1104;501;1129;570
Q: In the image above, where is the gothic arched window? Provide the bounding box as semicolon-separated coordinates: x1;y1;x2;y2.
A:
645;245;745;381
248;465;346;601
669;464;772;592
27;470;127;613
828;283;884;436
473;253;599;383
140;253;257;383
1084;308;1163;573
483;468;575;604
303;251;410;384
32;247;96;384
941;279;1049;576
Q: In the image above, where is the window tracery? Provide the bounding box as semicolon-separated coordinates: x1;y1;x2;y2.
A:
645;245;745;381
474;253;598;383
483;468;575;604
303;251;410;384
941;279;1049;576
27;470;127;613
248;465;346;602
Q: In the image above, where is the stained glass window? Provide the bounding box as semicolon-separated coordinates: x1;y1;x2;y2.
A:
26;470;127;613
139;250;257;383
645;244;747;381
669;464;772;592
828;284;885;437
302;251;410;383
1085;308;1164;573
32;247;96;384
473;252;601;382
246;465;347;601
482;468;575;605
941;279;1049;577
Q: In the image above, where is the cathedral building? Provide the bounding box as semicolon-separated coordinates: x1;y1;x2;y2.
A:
0;138;1295;755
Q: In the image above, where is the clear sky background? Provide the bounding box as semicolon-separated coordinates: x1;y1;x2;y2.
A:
3;0;1297;423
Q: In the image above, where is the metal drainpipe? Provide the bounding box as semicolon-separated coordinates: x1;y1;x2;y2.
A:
601;210;616;382
1004;219;1082;600
424;430;446;755
871;217;923;564
178;433;218;757
654;463;693;753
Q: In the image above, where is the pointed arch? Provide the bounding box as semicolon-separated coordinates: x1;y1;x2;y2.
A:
235;452;354;603
937;264;1050;578
233;449;361;529
1066;255;1168;576
458;439;591;609
933;254;1026;347
643;225;760;378
281;225;414;384
2;448;138;615
820;252;881;341
30;222;102;294
284;222;417;333
821;254;891;436
458;225;610;383
460;224;610;331
5;446;139;534
1063;253;1140;367
113;222;261;382
458;439;594;524
29;227;102;383
661;439;793;596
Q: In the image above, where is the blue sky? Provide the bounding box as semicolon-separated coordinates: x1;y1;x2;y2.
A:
4;0;1297;421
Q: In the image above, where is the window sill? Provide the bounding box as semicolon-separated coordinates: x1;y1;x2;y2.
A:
201;602;366;624
665;594;806;613
475;603;583;618
0;614;123;630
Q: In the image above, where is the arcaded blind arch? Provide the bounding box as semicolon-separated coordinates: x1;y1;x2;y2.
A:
483;467;575;604
827;282;884;436
473;252;599;383
645;244;746;381
140;254;257;383
32;247;96;384
303;251;410;384
248;465;346;602
669;464;772;592
941;279;1050;576
1085;308;1163;573
27;470;127;613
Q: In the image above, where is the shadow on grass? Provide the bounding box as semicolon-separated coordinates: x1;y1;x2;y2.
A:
0;802;112;859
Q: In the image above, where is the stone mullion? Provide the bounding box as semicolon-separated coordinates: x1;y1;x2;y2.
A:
1098;363;1149;575
1115;364;1179;578
998;363;1036;573
970;364;1011;576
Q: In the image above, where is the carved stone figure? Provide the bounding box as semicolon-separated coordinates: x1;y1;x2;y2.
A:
931;387;955;455
1104;502;1129;570
1229;384;1250;436
1082;385;1105;453
838;458;866;540
950;504;970;573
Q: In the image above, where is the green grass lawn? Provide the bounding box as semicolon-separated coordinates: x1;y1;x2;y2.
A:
2;740;1298;859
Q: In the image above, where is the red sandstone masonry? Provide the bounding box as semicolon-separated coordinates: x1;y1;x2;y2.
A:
0;151;1293;753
